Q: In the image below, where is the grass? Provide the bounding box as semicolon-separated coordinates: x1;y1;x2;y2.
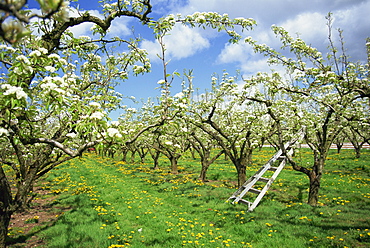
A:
9;148;370;247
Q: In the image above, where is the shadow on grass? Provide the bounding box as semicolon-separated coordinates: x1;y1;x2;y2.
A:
6;220;57;247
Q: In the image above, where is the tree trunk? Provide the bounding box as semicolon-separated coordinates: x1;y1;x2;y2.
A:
130;150;136;163
199;160;210;182
170;155;179;174
236;162;246;187
198;149;223;182
0;166;12;248
151;150;161;170
307;153;326;206
138;148;148;163
335;143;343;153
354;147;361;159
307;170;321;206
0;211;11;248
122;149;128;162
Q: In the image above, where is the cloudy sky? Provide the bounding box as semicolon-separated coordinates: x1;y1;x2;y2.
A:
31;0;370;119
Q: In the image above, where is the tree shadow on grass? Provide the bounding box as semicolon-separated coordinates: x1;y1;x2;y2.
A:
6;223;54;247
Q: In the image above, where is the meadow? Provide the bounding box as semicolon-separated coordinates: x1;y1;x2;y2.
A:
7;148;370;247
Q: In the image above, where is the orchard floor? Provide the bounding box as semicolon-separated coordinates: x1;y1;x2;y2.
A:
6;148;370;247
7;187;70;248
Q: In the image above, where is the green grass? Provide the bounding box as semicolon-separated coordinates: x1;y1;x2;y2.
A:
17;148;370;247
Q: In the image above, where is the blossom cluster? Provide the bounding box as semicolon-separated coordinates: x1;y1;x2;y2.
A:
1;84;27;100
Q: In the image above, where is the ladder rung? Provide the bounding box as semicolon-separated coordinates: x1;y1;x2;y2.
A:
257;177;270;183
249;187;262;194
268;166;278;171
278;156;286;160
238;199;252;206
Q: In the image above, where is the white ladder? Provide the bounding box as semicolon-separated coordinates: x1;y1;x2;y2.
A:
227;129;305;211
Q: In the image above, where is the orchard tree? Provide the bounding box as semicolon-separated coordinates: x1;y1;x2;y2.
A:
188;124;224;182
344;115;370;158
243;14;369;206
189;73;275;186
149;91;191;174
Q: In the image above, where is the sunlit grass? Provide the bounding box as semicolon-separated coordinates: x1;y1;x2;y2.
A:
30;148;370;247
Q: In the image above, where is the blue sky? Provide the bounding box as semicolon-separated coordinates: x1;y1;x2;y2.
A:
29;0;370;120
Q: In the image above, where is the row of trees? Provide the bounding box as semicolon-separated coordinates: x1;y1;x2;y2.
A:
97;14;369;209
0;1;369;247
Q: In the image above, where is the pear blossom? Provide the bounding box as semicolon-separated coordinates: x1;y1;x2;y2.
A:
110;121;120;126
89;102;101;108
90;112;105;120
16;55;30;65
38;48;48;54
41;82;57;90
107;128;122;138
133;65;145;74
178;103;187;108
48;54;60;60
2;84;27;100
174;92;184;98
45;66;56;72
0;128;9;136
66;133;77;138
29;50;41;57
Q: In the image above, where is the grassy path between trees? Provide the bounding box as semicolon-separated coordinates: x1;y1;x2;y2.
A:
7;149;370;247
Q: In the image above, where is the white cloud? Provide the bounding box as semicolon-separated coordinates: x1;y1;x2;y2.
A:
141;25;210;62
206;0;370;78
217;42;250;64
279;12;327;46
172;0;369;67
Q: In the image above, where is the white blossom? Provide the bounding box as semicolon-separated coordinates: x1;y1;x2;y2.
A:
90;111;105;120
29;50;41;57
45;66;56;72
2;84;27;100
48;54;60;60
174;92;184;98
38;48;48;54
16;55;30;64
41;82;58;90
157;79;166;85
178;103;187;108
110;121;120;126
0;128;9;136
59;58;68;65
165;141;173;146
174;144;181;149
89;102;101;108
66;133;77;138
107;128;122;138
133;65;145;74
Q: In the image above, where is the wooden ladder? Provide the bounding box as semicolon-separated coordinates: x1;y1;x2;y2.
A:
227;129;305;211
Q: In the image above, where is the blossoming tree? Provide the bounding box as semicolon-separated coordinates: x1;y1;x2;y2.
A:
242;16;369;206
0;0;153;246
